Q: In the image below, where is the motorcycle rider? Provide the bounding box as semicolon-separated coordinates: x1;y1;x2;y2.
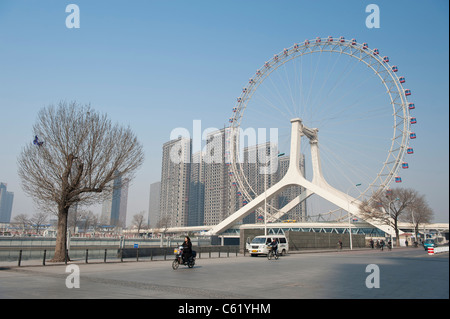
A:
182;236;192;263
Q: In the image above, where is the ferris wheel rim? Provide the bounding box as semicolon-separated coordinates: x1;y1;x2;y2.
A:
228;36;413;218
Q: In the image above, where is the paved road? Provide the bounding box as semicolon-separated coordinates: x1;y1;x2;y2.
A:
0;248;447;300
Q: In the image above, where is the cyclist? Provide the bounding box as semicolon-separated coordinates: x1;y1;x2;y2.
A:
269;238;278;257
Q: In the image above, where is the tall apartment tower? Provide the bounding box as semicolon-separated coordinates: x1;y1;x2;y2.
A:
101;173;129;228
0;183;14;223
188;151;205;226
241;142;279;223
203;128;240;226
159;137;191;228
148;181;161;228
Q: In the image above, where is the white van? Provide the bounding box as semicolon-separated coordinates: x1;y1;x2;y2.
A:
246;235;289;256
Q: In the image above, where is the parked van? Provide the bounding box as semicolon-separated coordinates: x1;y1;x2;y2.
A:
246;235;289;256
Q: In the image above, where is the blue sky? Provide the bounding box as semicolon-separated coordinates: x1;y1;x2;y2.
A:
0;0;448;225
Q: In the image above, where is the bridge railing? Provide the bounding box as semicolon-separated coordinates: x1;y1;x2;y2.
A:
1;245;241;267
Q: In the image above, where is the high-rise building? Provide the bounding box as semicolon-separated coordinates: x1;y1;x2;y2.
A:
159;137;191;228
203;128;239;226
148;181;161;228
188;151;205;226
101;172;129;227
0;183;14;223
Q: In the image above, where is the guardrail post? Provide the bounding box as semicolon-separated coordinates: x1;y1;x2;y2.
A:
85;249;89;263
104;249;107;263
120;248;123;262
18;250;22;267
43;250;46;266
136;248;139;262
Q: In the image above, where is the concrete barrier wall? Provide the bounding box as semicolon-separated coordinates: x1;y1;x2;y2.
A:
433;246;449;254
240;229;366;253
286;231;365;250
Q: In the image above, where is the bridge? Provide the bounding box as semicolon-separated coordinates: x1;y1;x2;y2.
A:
126;221;449;240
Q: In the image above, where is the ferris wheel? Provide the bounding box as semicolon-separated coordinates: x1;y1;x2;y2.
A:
227;36;416;222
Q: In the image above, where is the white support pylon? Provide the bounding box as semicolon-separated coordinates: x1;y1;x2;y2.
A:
208;118;398;236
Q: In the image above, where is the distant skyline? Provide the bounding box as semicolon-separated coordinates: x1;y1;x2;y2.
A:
0;0;448;225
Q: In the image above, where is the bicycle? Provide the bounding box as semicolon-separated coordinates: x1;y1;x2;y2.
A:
267;245;279;260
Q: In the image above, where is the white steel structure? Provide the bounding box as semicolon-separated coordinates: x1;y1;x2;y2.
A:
209;37;415;235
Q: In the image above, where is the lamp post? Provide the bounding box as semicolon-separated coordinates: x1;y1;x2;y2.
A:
347;183;361;250
264;152;285;236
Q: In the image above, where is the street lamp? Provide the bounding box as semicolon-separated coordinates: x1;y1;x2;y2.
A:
347;183;361;250
264;152;285;236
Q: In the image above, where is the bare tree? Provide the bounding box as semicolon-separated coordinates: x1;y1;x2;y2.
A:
12;214;30;235
132;211;146;236
359;188;421;246
17;101;144;261
30;212;49;235
155;216;170;237
401;195;433;241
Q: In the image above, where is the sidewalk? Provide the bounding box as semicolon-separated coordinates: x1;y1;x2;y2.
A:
0;246;414;269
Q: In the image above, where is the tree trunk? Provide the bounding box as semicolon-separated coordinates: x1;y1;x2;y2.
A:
51;207;69;262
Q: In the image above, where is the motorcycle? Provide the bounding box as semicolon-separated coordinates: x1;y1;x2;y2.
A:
172;245;196;270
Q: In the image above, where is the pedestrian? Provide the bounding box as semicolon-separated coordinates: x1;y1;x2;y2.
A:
370;239;374;249
405;239;409;247
338;240;343;250
380;239;385;251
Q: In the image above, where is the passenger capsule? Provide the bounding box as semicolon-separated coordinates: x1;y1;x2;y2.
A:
410;117;417;124
405;89;411;96
392;66;398;72
399;76;405;83
408;103;415;110
402;163;409;169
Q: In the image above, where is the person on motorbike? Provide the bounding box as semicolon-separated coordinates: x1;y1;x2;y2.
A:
182;236;192;263
269;238;278;257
